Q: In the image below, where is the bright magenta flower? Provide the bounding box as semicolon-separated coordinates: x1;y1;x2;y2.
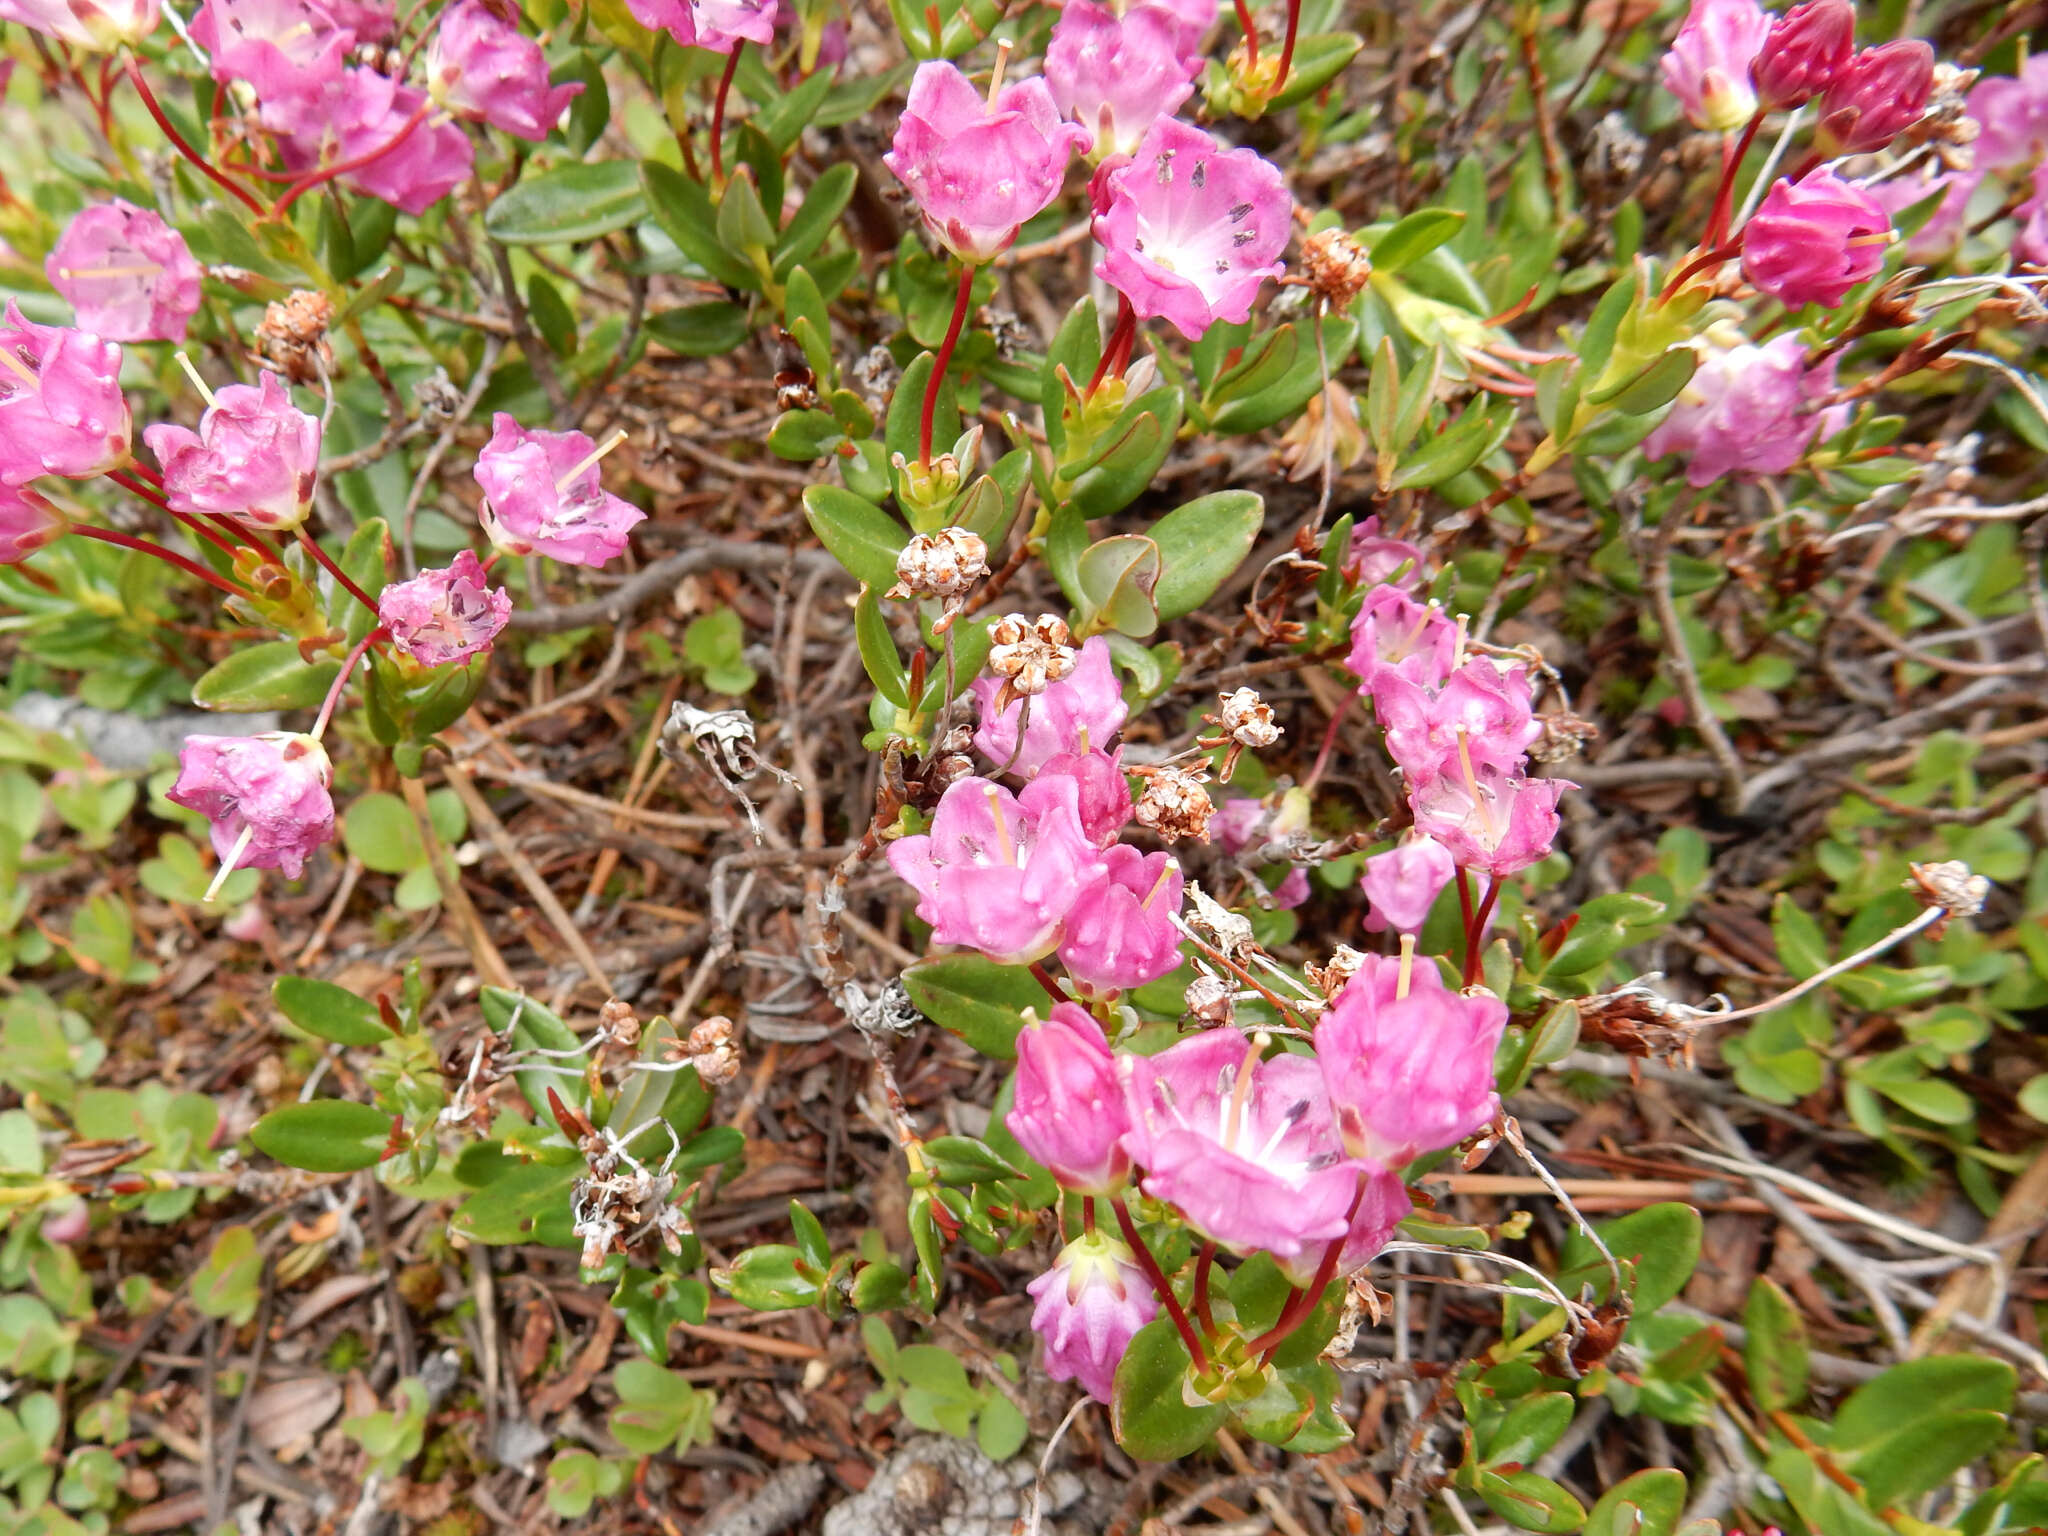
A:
1317;954;1506;1167
1046;0;1199;158
428;1;583;141
0;302;131;486
624;0;774;52
1659;0;1769;131
1008;1003;1132;1192
168;733;336;880
1059;844;1183;994
378;550;512;668
972;635;1128;778
0;0;155;46
1036;745;1133;846
885;60;1090;263
0;484;66;564
1751;0;1853;110
1373;661;1541;789
474;413;646;567
1409;764;1570;879
1740;168;1891;310
1817;39;1935;154
1093;117;1291;342
145;372;320;530
2018;163;2048;266
1350;515;1425;590
265;68;475;215
46;201;203;344
1344;584;1459;695
192;0;353;96
1277;1160;1411;1286
1026;1231;1158;1403
1644;333;1848;486
1969;57;2048;171
887;773;1104;963
1359;835;1456;934
1121;1031;1368;1260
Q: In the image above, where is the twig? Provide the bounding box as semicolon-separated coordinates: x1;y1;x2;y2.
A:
506;542;841;632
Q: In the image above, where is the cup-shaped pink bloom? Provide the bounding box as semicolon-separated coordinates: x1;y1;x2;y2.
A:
0;484;66;564
1740;168;1891;309
0;302;131;485
1060;845;1183;994
1373;662;1540;789
1026;1231;1159;1404
1276;1160;1412;1285
1093;117;1291;342
1047;0;1199;159
1345;584;1458;695
1121;1031;1367;1260
473;413;646;567
1409;766;1570;879
888;773;1103;963
267;68;476;215
428;1;582;140
46;202;203;344
1659;0;1769;131
168;732;336;879
378;550;511;668
193;0;352;96
0;0;155;46
1036;745;1132;846
1969;59;2048;172
1643;333;1847;486
1317;971;1506;1168
144;372;320;530
1008;1003;1132;1192
1360;835;1456;934
1751;0;1853;109
972;634;1128;778
1817;39;1935;154
623;0;774;51
885;61;1088;263
1351;515;1425;589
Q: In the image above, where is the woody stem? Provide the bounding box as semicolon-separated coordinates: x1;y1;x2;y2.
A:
1111;1197;1210;1374
293;526;381;614
70;524;255;602
121;55;266;217
919;263;976;467
709;42;743;183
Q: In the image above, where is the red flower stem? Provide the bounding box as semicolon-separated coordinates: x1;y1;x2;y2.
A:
106;470;244;564
1083;1195;1096;1237
919;262;976;467
214;515;285;561
1084;293;1138;397
294;525;381;614
709;41;743;184
121;55;265;217
1250;1174;1367;1360
1455;866;1474;934
271;101;432;218
310;625;385;742
1703;111;1766;250
126;460;162;486
1463;876;1502;986
70;523;255;601
1274;0;1302;94
1193;1242;1218;1335
1027;961;1067;1004
1657;236;1745;303
1233;0;1259;68
1111;1196;1210;1374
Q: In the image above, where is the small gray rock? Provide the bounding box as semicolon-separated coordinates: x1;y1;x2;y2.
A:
12;692;283;772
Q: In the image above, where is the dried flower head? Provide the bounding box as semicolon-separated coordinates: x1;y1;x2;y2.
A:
1184;971;1235;1025
1299;226;1374;310
678;1015;742;1086
1133;761;1214;842
1528;709;1600;764
597;998;640;1049
253;289;335;383
887;528;990;634
1218;687;1281;748
1908;859;1989;919
1306;943;1368;999
988;612;1077;705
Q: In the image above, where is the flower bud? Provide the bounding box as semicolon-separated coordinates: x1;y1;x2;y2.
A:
1659;0;1771;132
1740;167;1892;309
0;485;67;565
1751;0;1854;109
1008;1004;1131;1192
1026;1232;1158;1403
1817;39;1936;154
1359;836;1456;934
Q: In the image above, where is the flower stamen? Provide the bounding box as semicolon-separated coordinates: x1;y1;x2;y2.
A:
553;427;629;490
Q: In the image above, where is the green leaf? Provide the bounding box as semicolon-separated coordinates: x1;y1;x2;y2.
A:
1741;1276;1808;1411
450;1159;579;1246
1483;1392;1574;1468
189;1225;263;1325
854;587;910;706
645;301;752;357
250;1100;394;1172
775;161;858;274
642;161;756;290
610;1359;716;1454
682;607;758;695
484;160;646;244
1583;1469;1686;1536
1594;347;1696;415
1150;491;1264;621
1267;30;1364;108
343;791;426;875
766;407;846;460
272;975;389;1046
1112;1318;1225;1460
802;485;906;593
1558;1202;1701;1315
922;1135;1021;1185
192;640;339;712
1075;534;1161;639
1475;1468;1587;1533
977;1392;1028;1461
1544;892;1665;978
1832;1355;2015;1451
1772;893;1830;980
1369;209;1466;275
715;1244;822;1310
901;954;1044;1059
1856;1410;2010;1509
715;165;778;257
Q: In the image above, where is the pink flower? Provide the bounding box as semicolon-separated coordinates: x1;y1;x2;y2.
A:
167;732;336;879
0;483;66;564
1008;1003;1132;1192
1147;0;1216;54
1751;0;1853;110
1817;40;1935;155
1277;1160;1411;1285
473;413;645;567
428;1;582;141
1344;584;1459;695
377;550;511;668
1026;1232;1158;1403
265;68;475;215
144;372;320;530
1317;960;1506;1167
885;61;1088;264
972;634;1127;777
1373;662;1541;789
0;302;131;485
623;0;774;52
2019;162;2048;265
1121;1031;1367;1260
1643;333;1847;486
0;0;155;46
1350;515;1425;589
192;0;353;96
1360;836;1456;934
1409;765;1570;879
1047;0;1199;159
887;773;1104;963
1212;796;1266;856
1093;117;1291;342
1969;59;2048;171
1740;168;1891;309
1060;844;1183;994
1037;746;1132;846
1659;0;1769;131
46;201;203;344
